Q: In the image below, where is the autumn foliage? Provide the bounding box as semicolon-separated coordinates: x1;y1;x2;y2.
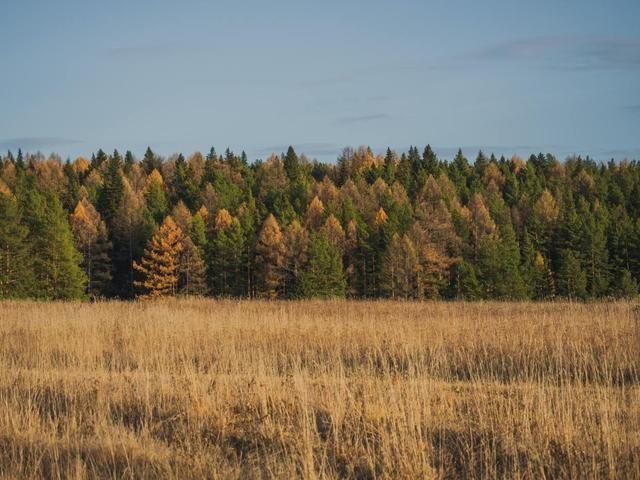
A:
1;145;639;300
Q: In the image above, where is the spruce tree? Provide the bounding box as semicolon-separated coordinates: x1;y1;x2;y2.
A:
98;150;125;226
557;249;588;300
19;182;86;299
144;169;168;225
300;232;346;298
0;192;34;298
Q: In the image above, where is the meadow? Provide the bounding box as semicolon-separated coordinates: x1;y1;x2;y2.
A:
0;300;638;479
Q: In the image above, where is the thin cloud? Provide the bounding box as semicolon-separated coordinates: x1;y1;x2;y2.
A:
335;113;391;126
0;137;81;151
465;36;640;70
625;105;640;112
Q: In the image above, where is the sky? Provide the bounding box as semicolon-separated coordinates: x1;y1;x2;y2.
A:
1;0;639;163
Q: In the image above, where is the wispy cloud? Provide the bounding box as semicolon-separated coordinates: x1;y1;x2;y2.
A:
0;137;80;152
625;105;640;112
334;113;391;126
465;36;640;70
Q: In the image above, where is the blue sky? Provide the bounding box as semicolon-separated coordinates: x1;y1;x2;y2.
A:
1;0;639;162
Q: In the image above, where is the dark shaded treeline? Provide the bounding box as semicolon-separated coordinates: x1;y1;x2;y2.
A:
1;145;639;300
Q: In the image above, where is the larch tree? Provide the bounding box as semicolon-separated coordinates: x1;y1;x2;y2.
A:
321;214;346;254
305;196;326;231
255;214;286;298
282;220;309;297
133;216;184;299
170;201;206;296
384;233;420;299
111;179;149;298
69;197;112;297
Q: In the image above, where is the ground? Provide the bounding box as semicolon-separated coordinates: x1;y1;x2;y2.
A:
0;300;638;479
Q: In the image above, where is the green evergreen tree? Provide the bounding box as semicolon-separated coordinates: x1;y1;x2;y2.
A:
300;232;346;298
19;182;86;299
97;150;125;226
141;147;161;174
557;249;588;300
448;259;481;300
0;192;34;298
172;154;200;210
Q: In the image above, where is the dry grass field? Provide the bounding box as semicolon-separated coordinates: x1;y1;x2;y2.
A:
0;300;638;479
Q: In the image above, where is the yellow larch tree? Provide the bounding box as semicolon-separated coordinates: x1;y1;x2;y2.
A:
133;216;184;299
69;197;112;297
305;196;325;231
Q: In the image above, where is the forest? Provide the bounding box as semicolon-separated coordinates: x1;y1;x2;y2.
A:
0;144;639;301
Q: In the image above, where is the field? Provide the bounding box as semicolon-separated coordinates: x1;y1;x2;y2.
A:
0;301;638;479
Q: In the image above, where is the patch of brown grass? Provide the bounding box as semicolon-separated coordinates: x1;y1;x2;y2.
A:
0;300;638;478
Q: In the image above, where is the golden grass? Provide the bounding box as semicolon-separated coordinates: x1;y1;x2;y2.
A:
0;300;638;479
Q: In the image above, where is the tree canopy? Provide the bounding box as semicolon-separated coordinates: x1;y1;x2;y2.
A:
1;145;639;300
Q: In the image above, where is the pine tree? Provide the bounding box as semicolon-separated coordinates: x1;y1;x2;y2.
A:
133;216;184;299
0;192;34;298
19;182;87;299
613;269;638;299
69;198;112;297
141;147;161;174
557;249;587;300
144;169;168;225
208;209;246;296
449;259;481;300
300;232;346;298
382;148;396;185
124;150;135;174
284;145;300;181
172;154;200;210
97;150;125;226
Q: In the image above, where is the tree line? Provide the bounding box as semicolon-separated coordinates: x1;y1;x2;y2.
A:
1;145;639;301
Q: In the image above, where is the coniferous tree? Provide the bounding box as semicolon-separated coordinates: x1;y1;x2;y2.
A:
557;249;588;300
69;197;112;297
133;216;184;299
178;235;207;296
141;147;161;174
255;214;286;298
449;259;482;300
282;220;309;297
97;150;125;226
300;232;346;298
0;192;34;298
208;209;245;296
19;182;86;299
383;233;420;299
144;169;168;226
111;180;149;298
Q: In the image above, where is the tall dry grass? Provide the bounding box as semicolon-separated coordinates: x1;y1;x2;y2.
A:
0;300;638;479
